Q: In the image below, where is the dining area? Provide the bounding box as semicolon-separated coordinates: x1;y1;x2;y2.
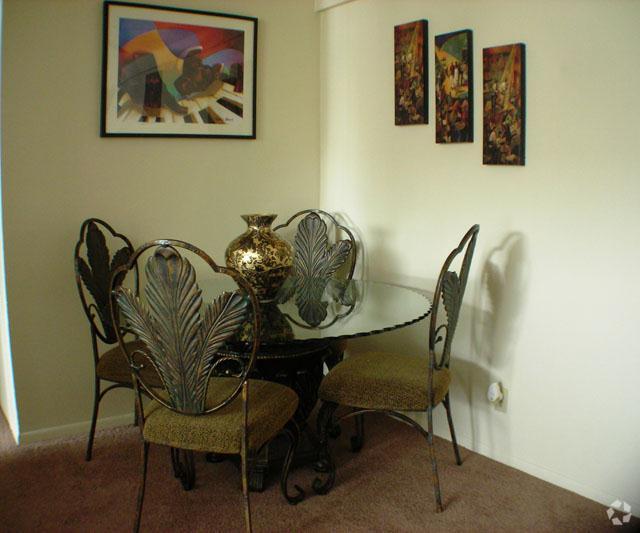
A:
1;200;625;531
74;210;479;531
2;0;639;531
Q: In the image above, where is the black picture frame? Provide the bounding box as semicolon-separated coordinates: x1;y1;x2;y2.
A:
101;1;257;138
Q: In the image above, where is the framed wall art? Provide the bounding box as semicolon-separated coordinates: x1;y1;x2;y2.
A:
482;43;525;165
435;29;473;143
394;20;428;125
101;1;257;138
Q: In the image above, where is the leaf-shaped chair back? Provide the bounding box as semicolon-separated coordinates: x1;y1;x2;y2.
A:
273;209;357;280
110;240;261;416
428;225;479;369
74;218;135;344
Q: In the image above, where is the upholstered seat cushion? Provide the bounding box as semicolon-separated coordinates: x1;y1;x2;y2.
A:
319;351;451;411
143;378;298;454
96;340;160;386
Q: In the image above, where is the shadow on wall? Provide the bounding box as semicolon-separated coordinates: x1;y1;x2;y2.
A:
345;230;530;459
453;232;529;455
473;232;529;370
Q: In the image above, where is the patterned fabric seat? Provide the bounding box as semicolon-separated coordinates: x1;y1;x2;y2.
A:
144;378;298;454
319;352;451;411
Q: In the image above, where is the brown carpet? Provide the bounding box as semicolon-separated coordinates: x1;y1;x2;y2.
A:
0;412;636;532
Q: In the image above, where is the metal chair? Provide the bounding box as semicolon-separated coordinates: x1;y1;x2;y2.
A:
275;210;360;442
274;209;357;281
74;218;158;461
274;209;357;361
313;225;480;512
110;240;304;532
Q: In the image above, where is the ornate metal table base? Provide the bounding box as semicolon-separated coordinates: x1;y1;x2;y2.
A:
206;426;321;492
208;340;332;491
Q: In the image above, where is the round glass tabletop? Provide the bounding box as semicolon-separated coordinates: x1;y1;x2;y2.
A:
200;276;431;344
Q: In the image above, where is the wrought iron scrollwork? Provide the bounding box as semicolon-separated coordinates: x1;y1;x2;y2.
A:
327;278;357;307
116;247;248;413
293;277;330;326
312;401;339;495
76;220;131;342
75;218;136;462
268;211;358;327
430;226;480;369
280;421;306;505
211;355;246;377
275;276;330;327
276;276;357;328
432;270;462;368
293;213;353;279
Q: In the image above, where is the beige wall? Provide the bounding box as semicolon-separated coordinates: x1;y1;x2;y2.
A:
320;0;640;511
2;0;319;440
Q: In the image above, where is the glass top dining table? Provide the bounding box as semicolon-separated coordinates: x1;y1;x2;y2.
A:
200;275;432;345
200;274;432;490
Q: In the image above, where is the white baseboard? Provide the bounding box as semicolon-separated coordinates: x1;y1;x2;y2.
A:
19;413;134;445
432;424;640;515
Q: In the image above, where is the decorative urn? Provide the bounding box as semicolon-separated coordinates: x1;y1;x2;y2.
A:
225;214;294;301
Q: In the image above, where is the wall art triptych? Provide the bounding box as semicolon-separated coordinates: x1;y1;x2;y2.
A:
394;18;526;165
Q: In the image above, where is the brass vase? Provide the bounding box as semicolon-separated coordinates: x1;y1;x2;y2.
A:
225;214;294;301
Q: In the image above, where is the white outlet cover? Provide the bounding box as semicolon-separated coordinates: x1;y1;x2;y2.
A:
487;382;504;403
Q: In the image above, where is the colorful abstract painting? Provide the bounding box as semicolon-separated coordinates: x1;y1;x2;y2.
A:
394;20;428;125
483;43;525;165
101;2;257;138
435;30;473;143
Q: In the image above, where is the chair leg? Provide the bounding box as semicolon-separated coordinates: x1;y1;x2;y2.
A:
350;413;365;453
325;345;344;439
427;405;444;512
134;441;150;533
241;432;252;532
312;401;338;495
280;421;305;505
443;393;462;465
170;448;195;491
182;450;195;490
85;377;101;461
170;448;180;478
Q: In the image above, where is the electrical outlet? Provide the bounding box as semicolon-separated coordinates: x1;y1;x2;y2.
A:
494;385;508;413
